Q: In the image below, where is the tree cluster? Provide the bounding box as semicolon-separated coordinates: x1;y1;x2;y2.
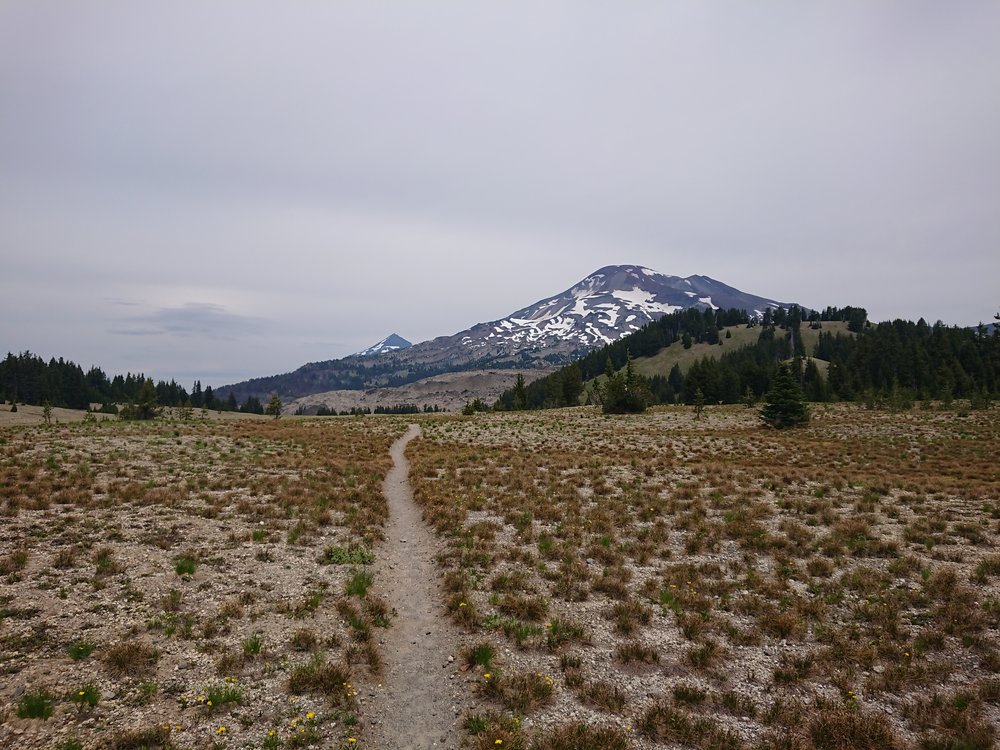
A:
595;352;651;414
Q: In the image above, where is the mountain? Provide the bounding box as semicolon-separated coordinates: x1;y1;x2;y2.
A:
216;264;794;404
355;333;412;357
452;264;784;358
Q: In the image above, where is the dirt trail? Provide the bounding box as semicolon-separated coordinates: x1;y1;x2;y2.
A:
365;424;467;749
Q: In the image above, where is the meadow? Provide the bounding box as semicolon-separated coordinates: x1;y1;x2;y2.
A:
0;413;404;750
1;403;998;750
410;404;1000;750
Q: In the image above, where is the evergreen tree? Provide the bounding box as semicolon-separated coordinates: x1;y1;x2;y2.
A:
561;363;583;405
121;378;160;420
241;396;264;414
760;363;809;428
597;350;651;414
266;394;283;419
512;373;527;410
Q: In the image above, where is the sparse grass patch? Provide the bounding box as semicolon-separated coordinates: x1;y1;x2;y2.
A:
1;547;28;575
464;642;495;670
68;683;100;712
615;640;660;665
241;632;263;657
322;544;375;565
576;679;627;713
17;689;55;719
173;551;198;576
66;639;96;660
345;568;375;597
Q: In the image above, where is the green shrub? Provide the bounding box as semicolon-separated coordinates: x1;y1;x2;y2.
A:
17;689;54;719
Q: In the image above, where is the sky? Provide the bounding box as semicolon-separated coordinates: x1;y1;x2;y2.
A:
2;2;998;388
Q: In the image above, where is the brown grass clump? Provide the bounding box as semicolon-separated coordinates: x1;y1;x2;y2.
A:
103;641;158;678
287;655;354;704
480;669;556;713
806;707;900;750
531;723;633;750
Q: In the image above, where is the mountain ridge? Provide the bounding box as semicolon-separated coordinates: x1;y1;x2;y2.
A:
215;264;796;403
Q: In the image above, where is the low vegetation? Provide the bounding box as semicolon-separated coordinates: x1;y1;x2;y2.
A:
0;414;402;748
3;400;998;748
412;403;1000;748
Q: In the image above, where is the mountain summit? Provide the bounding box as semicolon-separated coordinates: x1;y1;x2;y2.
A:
355;333;412;357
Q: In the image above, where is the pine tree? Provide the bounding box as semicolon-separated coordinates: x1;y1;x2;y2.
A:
512;373;527;410
693;387;705;419
121;378;160;420
597;351;651;414
760;363;809;428
266;395;283;419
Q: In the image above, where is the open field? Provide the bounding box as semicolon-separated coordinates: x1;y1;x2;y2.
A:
410;404;1000;749
2;403;999;749
1;416;405;749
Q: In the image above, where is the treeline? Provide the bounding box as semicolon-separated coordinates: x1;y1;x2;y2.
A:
677;317;998;405
497;306;1000;410
0;351;257;413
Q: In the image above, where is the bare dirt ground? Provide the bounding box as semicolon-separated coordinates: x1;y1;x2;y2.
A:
364;425;470;749
286;369;554;415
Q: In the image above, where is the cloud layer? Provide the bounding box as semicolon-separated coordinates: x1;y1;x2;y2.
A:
2;2;998;386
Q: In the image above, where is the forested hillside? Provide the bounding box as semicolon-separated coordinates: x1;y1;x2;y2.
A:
496;308;999;409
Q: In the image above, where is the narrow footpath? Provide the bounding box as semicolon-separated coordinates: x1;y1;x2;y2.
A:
365;424;467;749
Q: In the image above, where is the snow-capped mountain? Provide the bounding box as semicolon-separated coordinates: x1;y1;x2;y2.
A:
216;265;794;402
385;264;791;368
355;333;412;357
465;265;784;353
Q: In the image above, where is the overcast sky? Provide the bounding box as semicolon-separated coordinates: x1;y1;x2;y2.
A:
2;2;998;388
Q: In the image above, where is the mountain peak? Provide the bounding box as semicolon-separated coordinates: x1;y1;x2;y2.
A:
355;333;412;358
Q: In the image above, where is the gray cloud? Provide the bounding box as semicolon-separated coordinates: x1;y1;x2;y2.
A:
110;302;264;339
1;2;998;386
